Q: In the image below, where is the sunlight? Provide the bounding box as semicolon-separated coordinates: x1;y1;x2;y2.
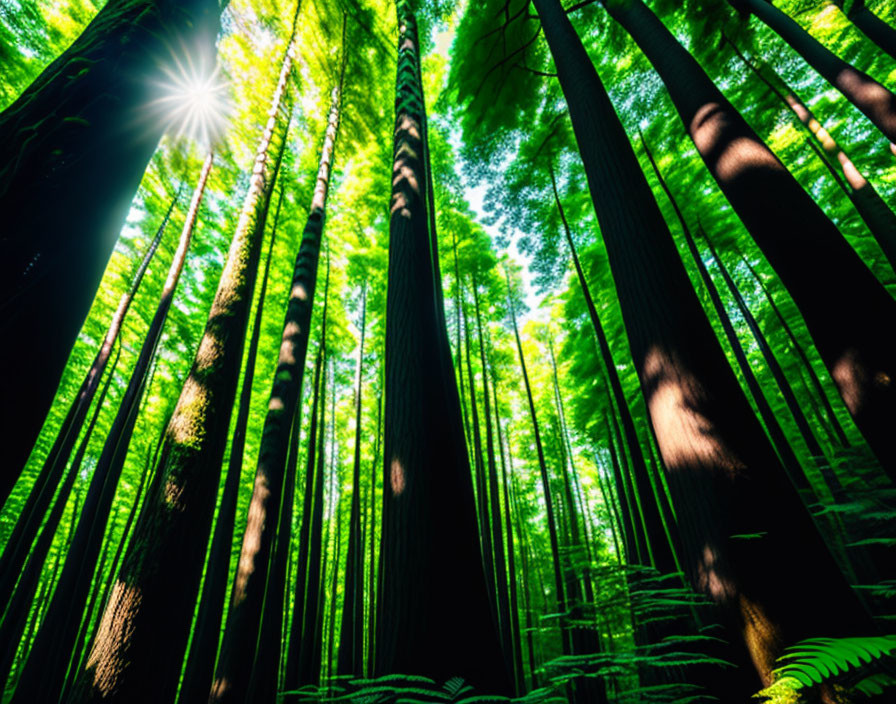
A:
151;51;229;146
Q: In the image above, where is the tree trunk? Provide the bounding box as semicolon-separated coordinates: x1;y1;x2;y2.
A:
283;326;326;697
0;0;220;495
506;279;574;664
65;28;296;698
471;276;515;687
839;0;896;63
366;392;382;677
210;27;344;701
603;0;896;481
0;188;175;592
374;1;509;693
549;161;679;573
733;0;896;143
639;133;816;495
0;345;120;692
12;150;215;704
532;0;875;690
724;35;896;271
337;283;367;678
741;255;851;448
177;180;286;704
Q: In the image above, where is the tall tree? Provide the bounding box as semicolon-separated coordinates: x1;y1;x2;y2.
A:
64;22;297;698
832;0;896;62
0;188;177;613
337;282;368;677
209;17;346;701
0;0;221;495
599;0;896;481
374;0;509;692
177;180;287;704
530;0;875;690
11;150;215;704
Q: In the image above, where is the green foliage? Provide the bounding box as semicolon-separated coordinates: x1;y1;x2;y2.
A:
756;635;896;702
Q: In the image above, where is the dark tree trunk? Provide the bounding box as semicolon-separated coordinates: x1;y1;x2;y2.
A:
338;283;367;678
471;277;515;687
64;38;295;699
366;392;382;677
374;1;509;693
506;280;574;665
0;189;175;596
840;0;896;62
533;0;874;690
733;0;896;143
603;0;896;482
12;151;215;704
489;357;525;696
741;256;851;449
724;35;896;272
210;31;344;700
0;346;120;691
0;0;220;496
284;327;326;697
638;134;815;496
245;398;300;704
550;162;679;573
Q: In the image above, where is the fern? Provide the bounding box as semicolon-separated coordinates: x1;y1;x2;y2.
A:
756;635;896;702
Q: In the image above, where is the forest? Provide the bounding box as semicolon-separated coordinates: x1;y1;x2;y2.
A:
1;0;896;701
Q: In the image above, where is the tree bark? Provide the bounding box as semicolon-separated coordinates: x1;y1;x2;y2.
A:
210;26;344;701
0;0;220;495
374;1;509;693
177;180;286;704
838;0;896;62
724;34;896;271
532;0;875;689
12;151;214;704
602;0;896;481
65;31;295;698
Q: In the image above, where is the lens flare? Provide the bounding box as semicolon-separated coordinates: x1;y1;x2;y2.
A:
151;52;229;146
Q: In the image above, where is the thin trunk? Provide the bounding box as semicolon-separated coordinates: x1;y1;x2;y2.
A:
489;358;525;696
284;333;325;696
375;2;508;692
602;0;896;479
245;398;300;704
285;253;330;693
700;230;832;465
741;256;851;449
178;178;286;704
471;276;514;688
337;283;367;677
0;0;220;493
701;231;850;502
506;278;571;662
462;283;496;624
452;232;473;455
365;392;382;678
534;0;875;689
734;0;896;143
724;34;896;272
66;25;296;697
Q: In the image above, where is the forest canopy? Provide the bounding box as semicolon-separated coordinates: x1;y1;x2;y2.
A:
1;0;896;702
